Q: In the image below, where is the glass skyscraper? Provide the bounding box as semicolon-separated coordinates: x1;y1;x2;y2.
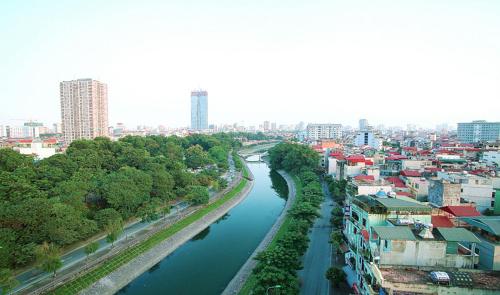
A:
190;90;208;130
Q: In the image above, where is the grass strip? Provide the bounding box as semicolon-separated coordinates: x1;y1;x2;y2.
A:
238;175;302;295
51;179;248;295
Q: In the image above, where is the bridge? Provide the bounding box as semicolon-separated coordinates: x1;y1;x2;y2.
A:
240;151;268;162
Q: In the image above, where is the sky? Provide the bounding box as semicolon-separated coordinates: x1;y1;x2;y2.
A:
0;0;499;129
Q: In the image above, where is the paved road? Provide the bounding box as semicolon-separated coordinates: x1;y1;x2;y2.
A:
298;181;333;295
13;201;190;294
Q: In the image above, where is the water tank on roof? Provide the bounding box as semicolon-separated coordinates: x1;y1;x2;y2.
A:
375;190;387;198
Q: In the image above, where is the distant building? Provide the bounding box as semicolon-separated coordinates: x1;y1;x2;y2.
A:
263;121;270;131
457;120;500;143
60;78;109;143
306;123;342;140
190;90;208;130
354;131;382;149
6;125;40;138
359;118;369;130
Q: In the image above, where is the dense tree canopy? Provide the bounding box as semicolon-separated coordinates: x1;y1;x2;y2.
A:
268;142;319;174
0;133;239;270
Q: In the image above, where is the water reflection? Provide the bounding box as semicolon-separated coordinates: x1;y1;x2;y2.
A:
148;262;161;273
270;170;288;200
191;226;210;241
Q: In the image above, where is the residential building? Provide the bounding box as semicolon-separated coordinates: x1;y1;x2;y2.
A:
354;131;382;150
461;216;500;271
344;195;480;294
428;179;462;207
482;151;500;167
190;90;208;130
6;125;39;138
60;78;109;143
400;159;433;170
457;120;500;143
437;172;494;213
15;139;56;160
306;123;342;140
372;267;500;295
359;118;369;131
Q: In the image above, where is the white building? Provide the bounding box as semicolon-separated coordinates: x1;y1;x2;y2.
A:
354;131;382;149
7;125;40;138
306;123;342;140
437;172;494;212
15;140;56;160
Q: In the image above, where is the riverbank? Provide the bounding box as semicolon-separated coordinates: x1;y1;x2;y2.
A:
222;170;296;295
78;176;254;295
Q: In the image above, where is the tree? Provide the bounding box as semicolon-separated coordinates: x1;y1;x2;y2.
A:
36;242;62;278
101;167;153;218
325;267;346;287
84;241;99;261
0;268;18;294
93;208;123;230
289;202;320;225
330;230;343;251
185;185;210;205
105;220;123;247
185;145;211;169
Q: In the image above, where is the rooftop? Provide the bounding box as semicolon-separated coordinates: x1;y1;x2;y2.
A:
379;267;500;291
373;226;416;241
441;206;481;217
460;216;500;236
436;228;481;243
431;215;454;228
352;195;431;214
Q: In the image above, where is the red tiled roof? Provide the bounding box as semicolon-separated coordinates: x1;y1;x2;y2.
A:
396;191;412;197
441;206;481;217
346;155;365;163
365;160;374;166
18;139;33;144
43;138;57;144
403;147;417;151
431;216;454;228
329;152;345;160
401;170;422;177
385;177;406;188
424;167;441;173
386;155;408;161
354;175;375;182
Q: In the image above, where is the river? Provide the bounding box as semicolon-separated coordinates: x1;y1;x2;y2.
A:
117;160;288;295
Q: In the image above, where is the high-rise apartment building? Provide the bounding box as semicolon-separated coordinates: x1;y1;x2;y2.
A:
457;120;500;143
359;118;369;131
306;123;342;140
60;79;108;143
190;90;208;130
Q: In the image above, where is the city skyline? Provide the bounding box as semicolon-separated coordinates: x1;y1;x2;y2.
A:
1;1;499;128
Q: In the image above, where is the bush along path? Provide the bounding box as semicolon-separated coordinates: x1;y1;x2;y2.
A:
238;142;323;295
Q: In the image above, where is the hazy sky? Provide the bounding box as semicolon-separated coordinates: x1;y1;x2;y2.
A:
1;0;499;128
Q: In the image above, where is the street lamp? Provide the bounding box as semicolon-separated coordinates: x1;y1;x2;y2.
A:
266;285;282;295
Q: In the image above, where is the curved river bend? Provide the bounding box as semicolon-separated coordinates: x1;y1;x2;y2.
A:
118;161;288;295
